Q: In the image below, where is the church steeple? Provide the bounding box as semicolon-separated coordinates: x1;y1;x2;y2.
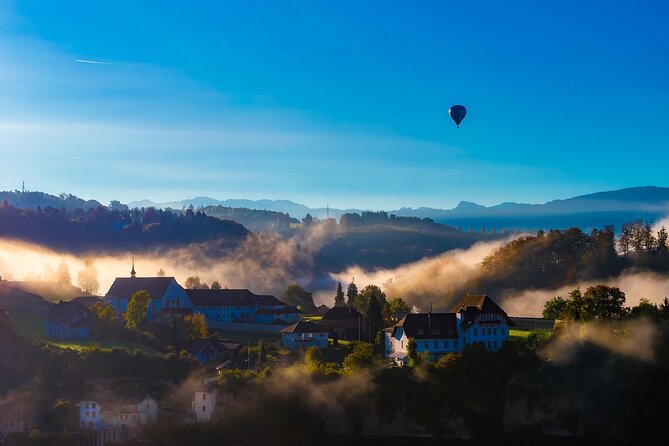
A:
131;257;136;278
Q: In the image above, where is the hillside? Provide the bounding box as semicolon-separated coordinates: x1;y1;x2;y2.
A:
0;191;102;210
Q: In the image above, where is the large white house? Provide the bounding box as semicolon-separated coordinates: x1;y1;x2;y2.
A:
385;294;514;365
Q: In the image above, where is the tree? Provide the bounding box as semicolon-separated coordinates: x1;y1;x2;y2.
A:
282;284;316;312
90;302;117;321
581;284;626;320
211;280;222;290
77;258;100;295
123;290;151;330
334;282;346;307
343;343;374;371
346;282;358;308
543;296;567;319
385;297;410;324
200;282;210;290
184;313;208;341
356;285;386;319
302;213;314;226
407;337;419;367
564;288;585;321
184;276;201;289
630;298;661;321
156;268;166;277
365;293;383;343
54;261;71;286
660;297;669;321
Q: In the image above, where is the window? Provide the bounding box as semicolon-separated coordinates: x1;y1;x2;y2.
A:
85;403;89;409
431;328;441;335
473;328;477;336
433;340;437;349
417;329;424;335
203;406;207;412
86;411;89;417
203;394;207;400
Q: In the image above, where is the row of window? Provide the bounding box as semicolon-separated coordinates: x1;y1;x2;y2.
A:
471;327;506;336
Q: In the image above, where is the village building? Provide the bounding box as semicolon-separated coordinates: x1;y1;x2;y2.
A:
281;320;329;350
186;289;300;325
190;378;218;423
0;393;40;438
186;339;241;364
317;306;364;340
385;294;514;365
77;394;158;431
45;300;93;339
104;264;193;320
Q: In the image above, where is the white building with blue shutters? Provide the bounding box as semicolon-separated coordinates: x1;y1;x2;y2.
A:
385;294;514;365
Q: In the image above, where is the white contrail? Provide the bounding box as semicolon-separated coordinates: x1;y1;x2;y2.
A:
75;59;112;65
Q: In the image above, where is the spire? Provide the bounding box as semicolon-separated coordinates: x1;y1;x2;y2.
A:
131;257;136;278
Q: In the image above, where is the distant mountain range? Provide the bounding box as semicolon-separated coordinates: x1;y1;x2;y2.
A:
128;186;669;231
3;186;669;232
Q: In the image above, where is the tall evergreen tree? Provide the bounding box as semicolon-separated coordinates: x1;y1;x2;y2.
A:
346;282;358;308
334;282;345;307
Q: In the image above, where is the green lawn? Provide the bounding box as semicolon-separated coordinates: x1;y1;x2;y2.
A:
302;315;323;322
47;339;162;356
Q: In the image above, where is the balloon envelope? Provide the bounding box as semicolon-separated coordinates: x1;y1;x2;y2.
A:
449;105;467;127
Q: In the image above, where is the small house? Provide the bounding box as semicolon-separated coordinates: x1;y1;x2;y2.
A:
45;300;93;339
281;321;329;350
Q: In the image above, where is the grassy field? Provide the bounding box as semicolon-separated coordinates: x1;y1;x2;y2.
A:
302;315;323;322
47;339;162;356
210;328;282;345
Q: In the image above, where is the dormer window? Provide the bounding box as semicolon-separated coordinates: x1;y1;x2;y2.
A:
417;329;424;335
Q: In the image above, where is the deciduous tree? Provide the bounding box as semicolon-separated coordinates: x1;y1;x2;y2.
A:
123;290;151;330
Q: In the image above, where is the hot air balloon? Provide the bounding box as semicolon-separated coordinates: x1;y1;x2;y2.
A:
449;105;467;128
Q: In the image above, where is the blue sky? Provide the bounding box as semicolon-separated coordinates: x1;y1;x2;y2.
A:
0;1;667;209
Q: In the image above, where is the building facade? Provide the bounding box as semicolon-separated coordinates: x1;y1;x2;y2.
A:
45;300;93;339
385;294;514;365
281;321;329;350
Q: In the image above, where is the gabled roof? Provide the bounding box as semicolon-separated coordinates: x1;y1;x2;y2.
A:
186;288;256;306
105;277;177;301
46;300;92;324
449;294;514;327
319;306;362;322
281;320;328;334
392;313;458;339
255;294;287;306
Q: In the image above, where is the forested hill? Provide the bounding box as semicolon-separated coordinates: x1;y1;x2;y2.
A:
0;191;103;210
454;221;669;302
0;202;248;251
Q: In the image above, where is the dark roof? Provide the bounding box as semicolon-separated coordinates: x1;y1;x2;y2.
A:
187;339;242;354
319;306;362;322
186;288;256;306
449;294;514;327
46;301;92;324
392;313;458;339
71;296;103;308
106;277;177;301
281;320;328;334
255;294;287;306
256;306;299;315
